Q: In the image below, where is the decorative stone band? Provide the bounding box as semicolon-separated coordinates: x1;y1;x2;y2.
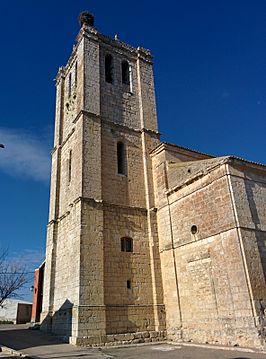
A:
47;196;148;225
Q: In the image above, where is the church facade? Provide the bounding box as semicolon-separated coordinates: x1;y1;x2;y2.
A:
41;12;266;349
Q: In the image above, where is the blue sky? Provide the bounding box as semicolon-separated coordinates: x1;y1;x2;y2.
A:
0;0;265;300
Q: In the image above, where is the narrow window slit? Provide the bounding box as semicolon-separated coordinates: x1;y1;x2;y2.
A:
68;73;72;97
68;150;72;183
105;54;113;83
117;142;126;175
75;62;78;87
121;60;130;85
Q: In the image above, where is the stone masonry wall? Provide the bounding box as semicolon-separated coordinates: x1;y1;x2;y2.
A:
62;39;85;142
41;200;82;338
58;121;83;217
103;204;165;334
101;124;146;207
152;149;262;348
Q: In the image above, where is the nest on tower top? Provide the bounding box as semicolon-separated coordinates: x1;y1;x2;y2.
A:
79;11;94;27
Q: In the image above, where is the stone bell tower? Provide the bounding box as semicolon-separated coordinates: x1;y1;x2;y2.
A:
41;12;166;345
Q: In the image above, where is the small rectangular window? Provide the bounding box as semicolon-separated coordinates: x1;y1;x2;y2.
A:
127;280;131;289
121;237;133;252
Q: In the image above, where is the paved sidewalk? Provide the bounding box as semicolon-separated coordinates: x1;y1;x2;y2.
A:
104;343;266;359
0;324;265;359
0;324;109;358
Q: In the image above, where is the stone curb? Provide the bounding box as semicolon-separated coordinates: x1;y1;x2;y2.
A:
0;345;32;358
101;340;166;349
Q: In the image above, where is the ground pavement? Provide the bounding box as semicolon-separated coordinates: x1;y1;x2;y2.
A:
0;324;265;359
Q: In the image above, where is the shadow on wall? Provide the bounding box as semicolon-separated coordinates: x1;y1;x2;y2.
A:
41;299;73;342
244;178;266;277
243;177;266;338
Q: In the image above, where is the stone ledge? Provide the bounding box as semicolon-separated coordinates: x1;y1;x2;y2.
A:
70;330;166;347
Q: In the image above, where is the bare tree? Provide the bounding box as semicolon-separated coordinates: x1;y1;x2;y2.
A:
0;249;27;307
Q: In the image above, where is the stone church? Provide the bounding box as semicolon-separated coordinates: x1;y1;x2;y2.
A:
39;12;266;349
